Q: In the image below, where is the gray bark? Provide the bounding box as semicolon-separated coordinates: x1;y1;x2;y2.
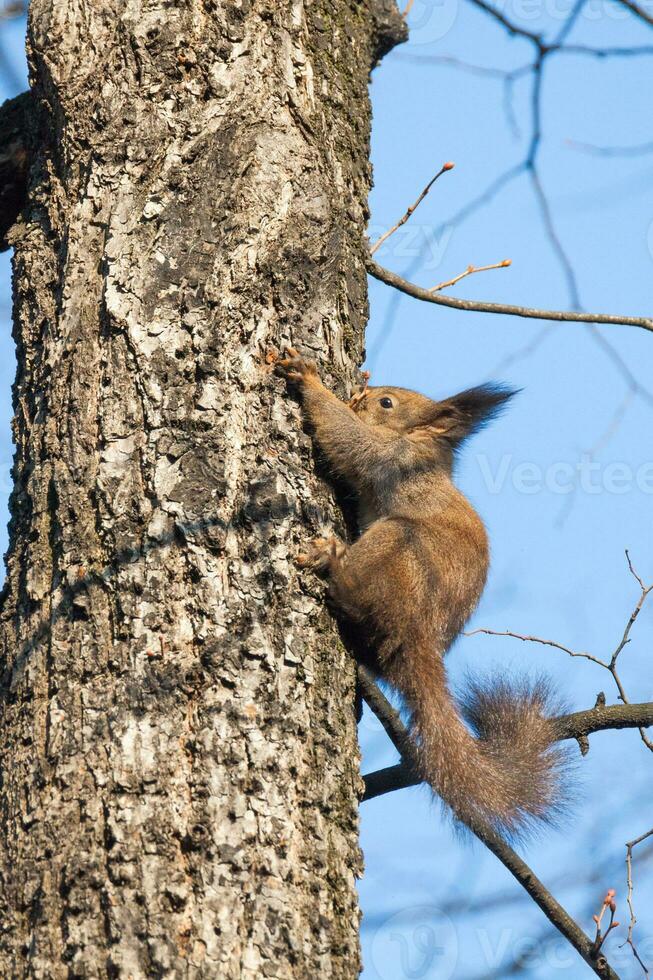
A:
0;2;404;976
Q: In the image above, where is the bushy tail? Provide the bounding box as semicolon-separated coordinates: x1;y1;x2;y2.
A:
396;650;571;839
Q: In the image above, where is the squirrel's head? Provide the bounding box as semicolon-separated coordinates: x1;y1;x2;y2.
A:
352;383;518;454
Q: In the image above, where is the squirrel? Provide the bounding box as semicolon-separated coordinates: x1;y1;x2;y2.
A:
276;347;569;839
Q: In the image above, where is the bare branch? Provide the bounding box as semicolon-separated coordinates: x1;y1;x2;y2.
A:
553;702;653;742
367;257;653;333
363;762;420;800
357;666;411;754
369;162;454;255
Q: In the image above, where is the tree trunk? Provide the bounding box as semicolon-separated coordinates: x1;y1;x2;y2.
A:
0;2;404;976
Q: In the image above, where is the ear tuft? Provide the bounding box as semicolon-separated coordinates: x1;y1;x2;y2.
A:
435;383;519;447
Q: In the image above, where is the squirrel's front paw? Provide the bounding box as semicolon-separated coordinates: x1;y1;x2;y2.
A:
296;536;346;573
275;347;318;383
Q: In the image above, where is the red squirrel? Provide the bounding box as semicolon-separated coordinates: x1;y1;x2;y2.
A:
276;348;568;838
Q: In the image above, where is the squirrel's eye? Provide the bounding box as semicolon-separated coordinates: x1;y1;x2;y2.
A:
379;397;394;409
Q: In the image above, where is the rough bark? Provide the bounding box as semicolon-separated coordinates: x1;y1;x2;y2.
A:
0;2;402;975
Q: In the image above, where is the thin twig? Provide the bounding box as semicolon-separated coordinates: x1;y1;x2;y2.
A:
554;0;585;45
367;257;653;333
430;161;525;242
464;627;604;666
530;166;580;308
613;0;653;27
567;137;653;157
369;163;454;255
623;829;653;978
626;551;649;592
396;52;520;80
556;389;635;529
556;44;653;59
357;665;621;980
467;0;544;47
490;323;553;374
612;553;653;751
429;259;511;293
611;551;653;665
589;327;653;410
556;333;653;526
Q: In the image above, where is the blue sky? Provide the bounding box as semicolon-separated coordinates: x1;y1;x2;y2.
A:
1;4;652;978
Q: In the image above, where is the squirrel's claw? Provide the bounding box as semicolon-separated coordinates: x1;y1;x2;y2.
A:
276;347;318;382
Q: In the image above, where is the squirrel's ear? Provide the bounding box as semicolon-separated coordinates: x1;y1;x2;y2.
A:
412;384;518;447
